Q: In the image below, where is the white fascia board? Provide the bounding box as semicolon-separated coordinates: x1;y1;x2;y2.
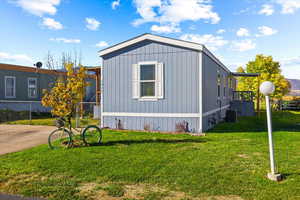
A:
99;34;203;57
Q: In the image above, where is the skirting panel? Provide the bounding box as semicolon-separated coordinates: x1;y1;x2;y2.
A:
103;116;200;133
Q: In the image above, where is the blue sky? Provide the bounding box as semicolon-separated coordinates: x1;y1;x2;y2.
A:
1;0;300;79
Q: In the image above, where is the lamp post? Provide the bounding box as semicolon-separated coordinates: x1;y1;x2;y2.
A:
259;81;282;181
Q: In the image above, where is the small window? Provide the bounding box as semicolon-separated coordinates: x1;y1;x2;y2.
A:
140;64;156;97
229;77;232;89
217;71;221;98
132;61;164;100
28;78;37;98
223;75;226;97
5;76;16;98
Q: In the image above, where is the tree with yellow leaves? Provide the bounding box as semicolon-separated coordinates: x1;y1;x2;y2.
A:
42;63;88;126
237;54;291;110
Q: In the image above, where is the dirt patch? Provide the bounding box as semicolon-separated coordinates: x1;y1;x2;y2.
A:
202;196;243;200
0;173;45;194
253;152;263;156
77;182;244;200
237;154;250;159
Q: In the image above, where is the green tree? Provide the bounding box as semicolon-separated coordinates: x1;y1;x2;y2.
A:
237;54;290;103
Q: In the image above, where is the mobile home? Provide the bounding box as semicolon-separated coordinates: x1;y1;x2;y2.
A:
99;33;238;133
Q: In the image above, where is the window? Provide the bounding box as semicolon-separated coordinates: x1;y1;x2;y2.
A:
140;64;156;97
5;76;16;98
28;78;37;98
132;61;164;100
223;75;226;98
229;77;232;89
217;71;221;98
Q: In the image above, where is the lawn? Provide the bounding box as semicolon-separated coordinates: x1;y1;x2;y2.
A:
0;111;300;200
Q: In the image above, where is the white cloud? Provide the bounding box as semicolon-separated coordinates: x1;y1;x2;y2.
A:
281;56;300;66
12;0;61;17
256;26;278;37
216;29;226;34
50;38;81;44
85;18;101;31
180;34;228;51
0;52;33;63
96;41;109;48
151;23;181;33
276;0;300;14
112;0;121;9
234;7;251;15
236;28;250;37
42;17;63;30
232;40;256;52
259;4;274;16
132;0;220;27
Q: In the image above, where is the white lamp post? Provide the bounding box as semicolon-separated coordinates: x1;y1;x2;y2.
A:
259;81;282;181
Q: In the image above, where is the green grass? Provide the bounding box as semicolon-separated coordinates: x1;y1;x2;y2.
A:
0;111;300;200
4;118;99;127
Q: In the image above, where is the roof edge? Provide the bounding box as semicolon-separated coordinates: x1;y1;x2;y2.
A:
98;33;204;57
98;33;232;73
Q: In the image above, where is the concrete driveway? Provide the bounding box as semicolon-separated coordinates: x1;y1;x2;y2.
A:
0;125;56;155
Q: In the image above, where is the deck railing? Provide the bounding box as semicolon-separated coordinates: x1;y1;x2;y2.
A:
232;91;254;102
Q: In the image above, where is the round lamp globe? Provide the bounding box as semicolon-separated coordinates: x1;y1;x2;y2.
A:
260;81;275;96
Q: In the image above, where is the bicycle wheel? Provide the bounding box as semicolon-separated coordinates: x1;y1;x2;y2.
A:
82;125;102;145
48;128;73;149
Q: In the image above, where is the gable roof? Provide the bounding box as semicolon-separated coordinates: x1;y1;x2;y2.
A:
98;33;231;73
99;33;204;57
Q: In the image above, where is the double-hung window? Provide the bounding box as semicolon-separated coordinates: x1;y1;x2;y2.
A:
140;64;156;97
223;75;226;98
5;76;16;98
28;78;37;98
217;71;221;99
132;61;164;101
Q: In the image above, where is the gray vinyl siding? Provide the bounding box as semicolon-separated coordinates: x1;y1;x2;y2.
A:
0;69;96;112
102;40;200;132
0;69;57;101
102;40;199;113
0;69;96;101
202;53;232;131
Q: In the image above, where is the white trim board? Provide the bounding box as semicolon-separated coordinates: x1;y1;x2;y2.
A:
102;105;230;118
202;105;230;117
99;34;203;57
198;52;203;132
102;112;200;118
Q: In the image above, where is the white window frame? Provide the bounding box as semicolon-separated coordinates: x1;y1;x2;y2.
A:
28;77;38;98
223;74;226;99
139;61;157;100
5;76;16;98
217;70;221;100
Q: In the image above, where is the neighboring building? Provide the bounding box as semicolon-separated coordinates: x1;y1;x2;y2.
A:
99;33;239;133
287;79;300;96
0;63;97;112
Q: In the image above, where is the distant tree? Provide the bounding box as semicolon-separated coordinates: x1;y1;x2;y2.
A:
237;54;291;106
42;63;88;125
44;50;82;70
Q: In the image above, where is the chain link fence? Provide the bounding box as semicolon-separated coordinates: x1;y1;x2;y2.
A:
0;101;100;126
